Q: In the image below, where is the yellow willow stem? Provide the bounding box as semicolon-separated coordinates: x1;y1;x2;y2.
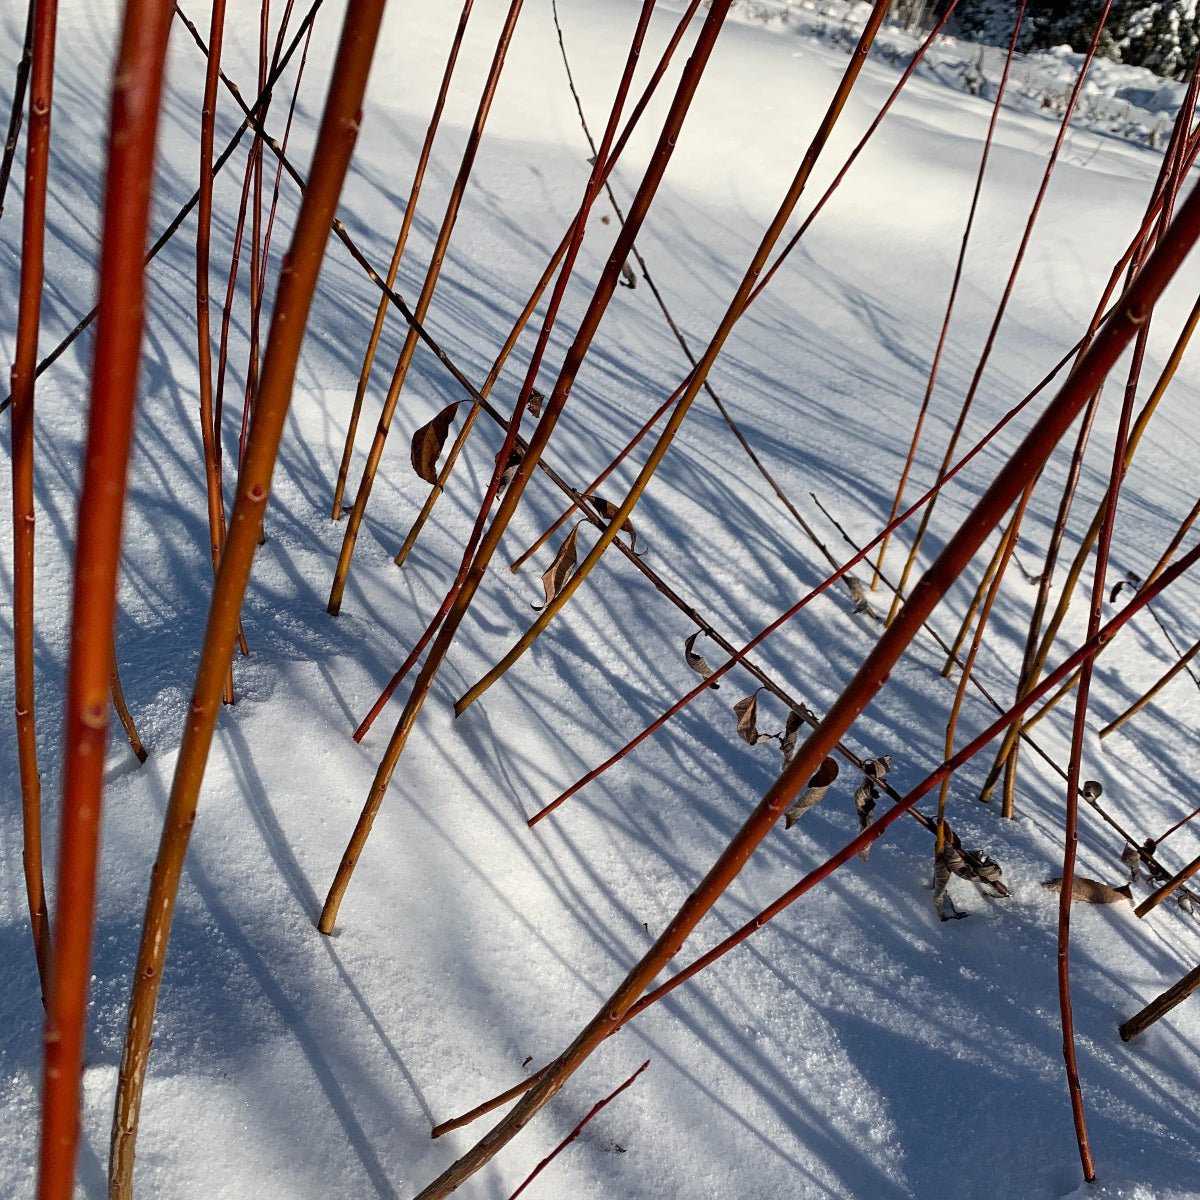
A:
937;497;1027;851
1100;634;1200;739
940;514;1018;677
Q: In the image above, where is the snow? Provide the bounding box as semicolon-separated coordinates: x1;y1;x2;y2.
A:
2;0;1200;1197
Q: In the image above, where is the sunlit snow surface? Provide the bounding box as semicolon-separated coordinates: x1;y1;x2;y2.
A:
1;1;1199;1196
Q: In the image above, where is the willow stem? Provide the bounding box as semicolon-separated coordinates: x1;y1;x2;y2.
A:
38;2;175;1195
10;0;57;1005
107;9;386;1195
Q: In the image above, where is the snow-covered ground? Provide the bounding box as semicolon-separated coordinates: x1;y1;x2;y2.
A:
2;1;1200;1197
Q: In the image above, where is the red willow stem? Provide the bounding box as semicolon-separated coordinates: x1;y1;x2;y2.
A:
507;1060;650;1200
512;0;960;576
885;0;1115;626
987;88;1200;813
251;0;305;322
438;531;1200;1139
194;0;235;704
414;190;1200;1198
327;0;527;616
107;7;387;1196
0;0;34;226
1056;248;1149;1195
322;0;732;936
331;0;476;521
37;2;176;1196
9;0;58;1003
236;0;275;476
1151;798;1200;848
870;0;1027;592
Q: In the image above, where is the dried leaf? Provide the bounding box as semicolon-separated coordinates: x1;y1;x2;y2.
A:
846;576;880;622
854;779;878;861
1121;842;1141;884
780;710;804;766
956;849;1007;895
1109;573;1140;604
1081;779;1103;803
590;495;641;554
684;630;719;690
535;524;581;610
733;693;761;746
862;755;892;781
619;260;637;289
783;756;839;828
528;388;545;418
495;445;525;494
934;848;968;920
1043;876;1133;904
411;403;459;484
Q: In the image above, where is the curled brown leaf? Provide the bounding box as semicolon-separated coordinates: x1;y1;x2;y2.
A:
411;403;460;484
684;630;719;690
783;756;839;829
535;523;582;610
733;692;761;745
590;495;642;555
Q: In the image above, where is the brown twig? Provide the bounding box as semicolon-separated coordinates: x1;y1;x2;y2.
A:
0;0;33;226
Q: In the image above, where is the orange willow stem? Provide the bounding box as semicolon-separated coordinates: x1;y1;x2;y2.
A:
194;0;235;704
414;188;1200;1197
322;0;731;934
250;0;304;318
327;0;525;615
455;0;895;715
439;535;1200;1138
37;2;175;1196
106;8;386;1196
886;0;1114;626
10;0;57;1003
871;0;1026;593
331;0;475;520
